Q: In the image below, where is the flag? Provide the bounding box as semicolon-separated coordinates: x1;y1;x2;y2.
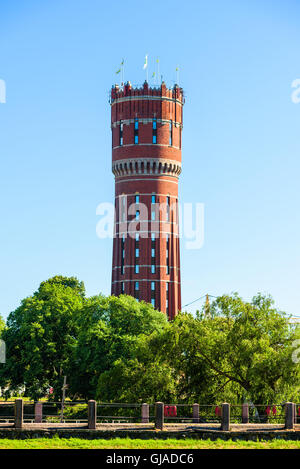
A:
143;55;148;70
116;68;121;74
121;58;124;66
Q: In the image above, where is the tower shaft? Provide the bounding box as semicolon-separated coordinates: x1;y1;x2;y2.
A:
110;81;184;319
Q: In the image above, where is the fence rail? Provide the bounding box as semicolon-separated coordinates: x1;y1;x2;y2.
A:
0;400;298;431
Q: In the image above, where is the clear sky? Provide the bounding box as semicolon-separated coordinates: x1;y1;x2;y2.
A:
0;0;300;319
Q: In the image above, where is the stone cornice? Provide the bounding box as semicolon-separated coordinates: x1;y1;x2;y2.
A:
112;158;182;177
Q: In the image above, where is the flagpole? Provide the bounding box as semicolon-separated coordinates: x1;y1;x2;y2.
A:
176;66;179;85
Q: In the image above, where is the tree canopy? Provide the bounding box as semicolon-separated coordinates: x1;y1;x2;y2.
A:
1;278;299;405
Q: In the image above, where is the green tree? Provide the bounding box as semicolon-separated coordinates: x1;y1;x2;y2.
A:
70;295;167;400
158;293;300;404
102;293;300;406
0;276;84;400
0;315;5;337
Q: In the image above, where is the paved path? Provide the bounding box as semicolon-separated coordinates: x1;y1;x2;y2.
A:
1;422;299;432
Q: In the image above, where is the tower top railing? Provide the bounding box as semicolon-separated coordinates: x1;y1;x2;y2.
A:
109;81;184;105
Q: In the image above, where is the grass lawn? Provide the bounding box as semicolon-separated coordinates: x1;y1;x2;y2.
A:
0;438;299;449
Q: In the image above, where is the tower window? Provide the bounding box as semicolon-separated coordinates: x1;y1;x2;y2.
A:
151;281;155;291
121;236;125;275
134;281;139;301
151;194;156;204
136;210;140;220
169;121;173;146
135;194;140;204
151;264;155;274
166;235;170;275
121;195;126;222
166;282;169;317
152;119;157;144
119;121;123;146
135;233;139;274
134;118;139;144
151;298;155;307
121;282;125;294
166;196;170;221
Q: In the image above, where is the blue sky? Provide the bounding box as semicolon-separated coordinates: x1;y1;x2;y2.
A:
0;0;300;319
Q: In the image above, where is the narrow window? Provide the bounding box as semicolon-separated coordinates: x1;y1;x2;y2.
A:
121;282;125;294
121;195;126;222
135;194;140;204
134;281;139;301
136;210;140;221
151;298;155;307
152;118;157;144
135;232;139;274
151;264;155;274
169;121;173;146
166;235;170;275
119;121;123;146
121;235;125;275
166;196;170;221
166;282;169;317
134;118;139;144
151;193;156;204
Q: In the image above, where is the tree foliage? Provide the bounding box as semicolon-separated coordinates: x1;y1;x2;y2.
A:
0;276;84;400
1;279;299;405
0;315;5;337
70;294;167;400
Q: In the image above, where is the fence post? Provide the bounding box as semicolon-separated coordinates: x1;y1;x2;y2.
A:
15;399;23;429
192;403;199;423
34;401;43;423
155;402;164;430
141;403;149;423
242;403;249;424
285;402;295;430
88;400;97;430
221;403;230;431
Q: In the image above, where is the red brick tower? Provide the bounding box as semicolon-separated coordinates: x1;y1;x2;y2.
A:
110;81;184;319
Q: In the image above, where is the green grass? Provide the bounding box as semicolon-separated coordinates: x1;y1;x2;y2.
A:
0;438;299;449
